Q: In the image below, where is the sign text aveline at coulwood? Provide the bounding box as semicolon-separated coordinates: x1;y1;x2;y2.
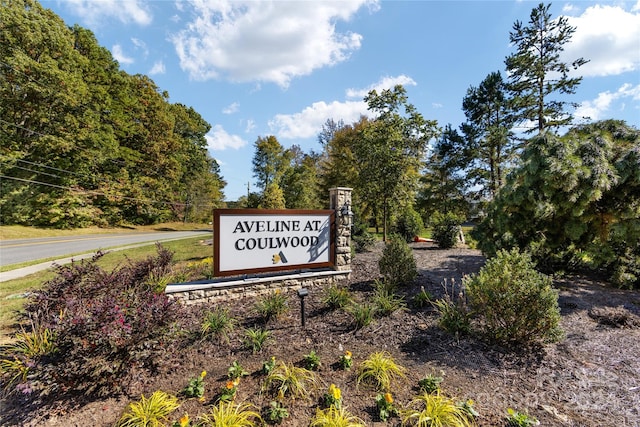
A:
214;209;335;277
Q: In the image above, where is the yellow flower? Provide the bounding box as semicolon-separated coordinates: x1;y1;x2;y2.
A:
344;350;352;359
233;377;241;386
179;414;190;427
200;370;207;379
329;384;341;400
226;380;236;390
384;392;393;404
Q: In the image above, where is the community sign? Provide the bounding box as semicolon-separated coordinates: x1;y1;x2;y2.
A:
214;209;335;277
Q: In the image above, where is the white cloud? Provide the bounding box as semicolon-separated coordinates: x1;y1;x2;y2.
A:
149;61;166;75
223;102;240;114
346;75;417;99
269;100;368;139
62;0;152;26
131;38;149;58
574;83;640;121
245;119;256;134
206;125;248;151
170;0;378;86
112;45;134;65
564;4;640;77
268;74;419;139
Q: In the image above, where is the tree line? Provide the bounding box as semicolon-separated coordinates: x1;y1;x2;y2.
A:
1;0;226;227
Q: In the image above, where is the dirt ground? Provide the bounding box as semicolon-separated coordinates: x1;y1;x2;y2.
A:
2;241;640;426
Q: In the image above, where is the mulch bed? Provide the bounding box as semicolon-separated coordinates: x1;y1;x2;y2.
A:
2;241;639;426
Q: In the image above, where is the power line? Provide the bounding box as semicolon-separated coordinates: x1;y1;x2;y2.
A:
0;174;190;208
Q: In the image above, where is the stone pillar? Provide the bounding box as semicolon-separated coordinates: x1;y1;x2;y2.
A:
329;187;352;272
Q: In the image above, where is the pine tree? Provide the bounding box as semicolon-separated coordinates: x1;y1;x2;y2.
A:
505;3;588;133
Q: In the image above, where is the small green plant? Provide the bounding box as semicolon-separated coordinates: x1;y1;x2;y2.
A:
264;401;289;425
12;325;57;357
322;383;342;409
263;361;318;400
401;392;474;427
309;406;366;427
182;370;207;399
433;279;471;336
338;350;353;370
262;356;277;375
220;378;241;402
465;248;563;346
418;373;443;394
243;327;271;353
357;351;407;391
346;302;376;329
412;286;433;308
378;234;418;286
506;408;540;426
201;307;236;343
372;280;406;316
0;357;29;393
255;290;289;322
323;285;354;310
117;391;180;427
228;361;249;380
171;413;192;427
376;392;399;421
303;350;321;371
200;401;262;427
458;399;480;421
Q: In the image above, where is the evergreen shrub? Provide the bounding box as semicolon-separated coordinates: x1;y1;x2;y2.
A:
465;248;562;347
393;207;424;243
378;234;417;286
431;211;463;249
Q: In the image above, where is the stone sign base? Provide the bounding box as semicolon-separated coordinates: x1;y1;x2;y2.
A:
166;269;350;305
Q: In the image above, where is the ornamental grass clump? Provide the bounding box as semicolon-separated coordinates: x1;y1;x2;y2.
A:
255;290;289;322
263;361;318;400
201;307;236;343
199;401;262;427
117;391;180;427
309;406;366;427
401;392;476;427
323;285;354;310
465;248;562;347
357;351;406;391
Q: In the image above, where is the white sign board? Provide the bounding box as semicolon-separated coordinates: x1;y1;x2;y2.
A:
214;209;335;277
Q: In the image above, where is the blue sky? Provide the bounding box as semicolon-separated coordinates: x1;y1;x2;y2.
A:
42;0;640;201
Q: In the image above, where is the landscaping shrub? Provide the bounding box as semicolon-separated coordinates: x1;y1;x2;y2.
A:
393;206;424;243
378;234;417;286
15;245;183;398
430;211;464;249
473;120;640;288
465;248;562;347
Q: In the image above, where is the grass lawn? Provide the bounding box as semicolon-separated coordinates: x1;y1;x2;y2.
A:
0;229;214;345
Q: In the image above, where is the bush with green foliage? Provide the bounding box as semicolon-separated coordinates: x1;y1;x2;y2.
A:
473;120;640;288
393;206;424;242
14;245;181;398
465;248;562;346
430;211;464;249
378;234;417;286
351;210;376;253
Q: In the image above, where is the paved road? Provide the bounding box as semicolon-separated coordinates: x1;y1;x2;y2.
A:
0;230;212;281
